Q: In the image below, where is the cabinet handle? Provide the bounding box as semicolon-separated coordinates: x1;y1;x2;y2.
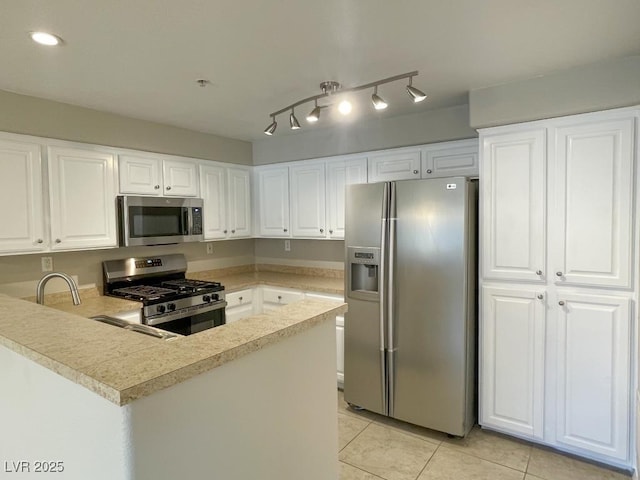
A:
55;238;61;243
231;229;235;234
426;169;432;174
37;239;43;244
154;185;160;189
329;229;333;234
223;230;228;234
536;270;543;276
277;295;282;300
537;294;544;300
320;228;324;233
283;228;288;232
238;296;243;301
556;271;563;277
166;186;172;191
413;169;419;174
558;300;565;306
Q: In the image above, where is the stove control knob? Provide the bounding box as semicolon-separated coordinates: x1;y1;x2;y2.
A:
202;295;211;303
156;305;166;314
167;303;176;312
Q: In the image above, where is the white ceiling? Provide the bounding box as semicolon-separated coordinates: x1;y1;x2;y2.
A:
1;1;639;141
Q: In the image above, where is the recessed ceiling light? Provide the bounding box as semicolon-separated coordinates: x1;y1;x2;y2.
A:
30;31;63;46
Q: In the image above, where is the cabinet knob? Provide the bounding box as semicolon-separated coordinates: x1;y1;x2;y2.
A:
55;238;61;243
277;295;282;300
238;296;243;302
154;185;160;189
536;270;543;276
320;228;324;233
556;271;563;277
537;294;544;300
558;300;565;306
37;239;43;244
223;230;228;234
166;186;172;191
413;169;419;174
283;228;288;232
231;229;235;234
426;169;432;174
329;229;333;234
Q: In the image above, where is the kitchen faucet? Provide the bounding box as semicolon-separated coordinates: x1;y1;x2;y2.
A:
36;272;82;306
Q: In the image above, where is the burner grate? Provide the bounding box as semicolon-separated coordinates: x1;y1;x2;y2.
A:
113;285;176;299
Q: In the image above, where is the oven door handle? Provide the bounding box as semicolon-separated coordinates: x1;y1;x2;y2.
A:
146;300;227;326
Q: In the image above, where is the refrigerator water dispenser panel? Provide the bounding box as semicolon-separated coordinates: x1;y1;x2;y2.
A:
347;247;380;300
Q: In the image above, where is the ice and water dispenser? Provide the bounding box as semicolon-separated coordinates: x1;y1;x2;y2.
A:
346;247;380;301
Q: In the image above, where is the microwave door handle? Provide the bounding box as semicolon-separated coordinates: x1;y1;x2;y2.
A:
183;210;190;235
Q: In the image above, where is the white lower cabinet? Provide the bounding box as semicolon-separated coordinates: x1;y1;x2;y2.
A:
225;289;255;324
554;292;630;461
480;286;545;439
261;286;305;311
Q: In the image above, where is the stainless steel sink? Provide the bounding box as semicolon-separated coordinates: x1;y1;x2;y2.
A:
90;315;179;340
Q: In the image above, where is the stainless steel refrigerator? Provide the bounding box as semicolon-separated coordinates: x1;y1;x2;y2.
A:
344;176;477;437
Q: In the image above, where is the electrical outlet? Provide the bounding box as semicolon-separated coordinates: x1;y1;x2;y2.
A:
284;240;291;252
206;243;214;254
41;257;53;272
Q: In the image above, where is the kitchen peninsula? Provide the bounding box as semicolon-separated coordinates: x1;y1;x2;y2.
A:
0;293;346;480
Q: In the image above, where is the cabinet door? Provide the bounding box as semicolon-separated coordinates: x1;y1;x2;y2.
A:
118;154;162;195
256;167;290;237
261;287;304;310
227;167;252;238
480;286;545;439
551;118;634;288
481;129;546;282
48;147;117;250
200;164;227;240
290;163;326;238
555;292;630;460
326;157;367;239
0;139;45;253
163;158;198;197
367;149;421;182
422;140;478;178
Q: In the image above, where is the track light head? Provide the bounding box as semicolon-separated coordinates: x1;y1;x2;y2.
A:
264;118;277;135
371;86;388;110
338;100;352;115
307;100;321;123
406;77;427;103
290;110;301;130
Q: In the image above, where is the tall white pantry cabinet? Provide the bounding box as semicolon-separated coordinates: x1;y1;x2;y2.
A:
479;107;639;468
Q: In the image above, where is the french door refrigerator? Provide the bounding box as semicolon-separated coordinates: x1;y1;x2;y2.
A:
344;176;477;437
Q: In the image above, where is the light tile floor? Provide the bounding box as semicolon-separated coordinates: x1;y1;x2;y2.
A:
337;390;631;480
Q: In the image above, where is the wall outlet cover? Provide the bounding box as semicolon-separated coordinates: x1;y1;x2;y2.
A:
206;243;214;254
284;240;291;252
41;257;53;272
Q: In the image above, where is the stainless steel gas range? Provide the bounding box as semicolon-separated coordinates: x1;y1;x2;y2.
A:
102;254;226;336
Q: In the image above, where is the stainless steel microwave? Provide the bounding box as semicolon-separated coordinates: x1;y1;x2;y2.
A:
117;196;204;246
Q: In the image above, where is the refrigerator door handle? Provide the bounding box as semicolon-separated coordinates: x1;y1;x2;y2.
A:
379;182;389;414
387;181;397;415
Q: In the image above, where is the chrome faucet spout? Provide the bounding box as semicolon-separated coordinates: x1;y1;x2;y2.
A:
36;272;82;306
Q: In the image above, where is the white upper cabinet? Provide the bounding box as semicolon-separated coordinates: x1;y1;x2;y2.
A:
48;146;118;250
119;154;199;197
367;148;421;182
481;129;547;282
256;166;290;237
551;117;634;289
554;292;630;460
118;154;162;195
326;157;368;239
290;162;326;238
200;164;251;240
163;158;199;197
422;139;479;178
0;139;45;254
227;167;251;238
480;286;545;439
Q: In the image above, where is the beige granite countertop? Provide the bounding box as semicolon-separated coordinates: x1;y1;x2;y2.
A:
0;294;346;406
23;287;142;317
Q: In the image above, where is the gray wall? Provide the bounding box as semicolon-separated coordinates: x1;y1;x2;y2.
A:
0;89;252;164
469;55;640;128
254;239;344;264
0;240;255;289
252;104;476;165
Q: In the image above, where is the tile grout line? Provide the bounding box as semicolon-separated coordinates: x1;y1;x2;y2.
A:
338;417;374;454
338;459;388;480
438;443;531;475
413;443;441;480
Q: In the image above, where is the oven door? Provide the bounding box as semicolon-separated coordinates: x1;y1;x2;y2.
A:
118;196;203;246
150;302;226;336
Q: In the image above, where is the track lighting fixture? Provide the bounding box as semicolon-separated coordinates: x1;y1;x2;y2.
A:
306;100;321;123
263;71;426;135
371;85;388;110
289;109;301;130
263;117;277;135
406;77;427;103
